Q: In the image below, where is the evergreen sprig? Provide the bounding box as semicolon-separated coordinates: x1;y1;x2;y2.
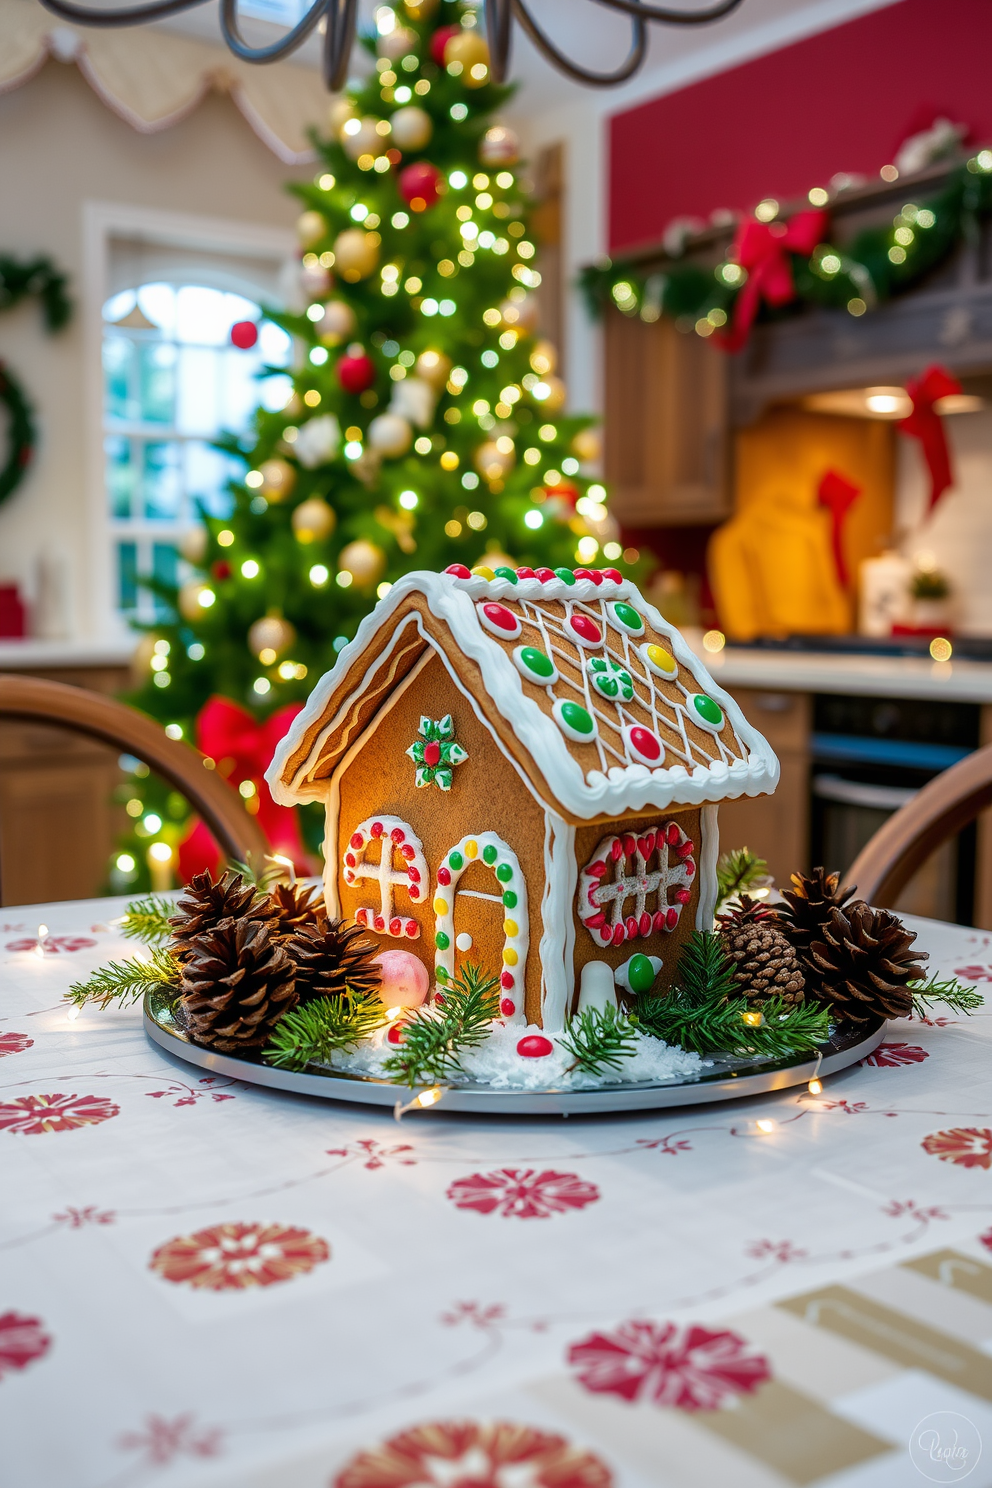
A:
66;947;180;1010
637;989;831;1058
263;990;387;1070
559;1005;639;1076
715;848;772;912
117;895;175;945
675;930;740;1005
383;963;500;1087
910;975;984;1019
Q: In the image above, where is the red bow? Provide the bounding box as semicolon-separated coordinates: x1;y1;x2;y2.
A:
899;364;962;513
718;209;830;354
177;695;309;882
817;470;861;587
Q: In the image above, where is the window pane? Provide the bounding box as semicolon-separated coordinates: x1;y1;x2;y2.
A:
140;342;176;424
117;541;138;611
185;440;237;519
103;336;136;421
105;435;136;518
142;441;182;519
221;345;264;430
175;345;219;436
138;283;176;335
152;543;178;607
259;321;292;366
259;373;294;413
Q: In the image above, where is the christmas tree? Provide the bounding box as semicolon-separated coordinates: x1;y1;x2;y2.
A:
114;0;629;894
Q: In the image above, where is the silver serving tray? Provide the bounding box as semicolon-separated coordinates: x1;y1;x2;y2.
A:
143;994;886;1115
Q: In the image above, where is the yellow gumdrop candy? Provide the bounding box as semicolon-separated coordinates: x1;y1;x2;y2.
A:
471;565;495;580
503;919;518;937
463;839;478;859
646;643;677;675
502;946;518;966
433;897;448;916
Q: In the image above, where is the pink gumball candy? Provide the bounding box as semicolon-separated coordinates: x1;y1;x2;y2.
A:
373;949;429;1009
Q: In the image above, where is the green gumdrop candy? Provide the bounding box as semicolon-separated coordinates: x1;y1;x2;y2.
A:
627;954;656;994
482;844;498;864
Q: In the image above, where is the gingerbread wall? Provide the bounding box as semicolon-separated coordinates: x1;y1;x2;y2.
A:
333;648;548;1023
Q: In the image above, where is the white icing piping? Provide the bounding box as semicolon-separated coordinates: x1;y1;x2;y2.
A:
540;811;576;1032
578;822;695;949
695;804;720;932
342;814;429;940
432;830;528;1025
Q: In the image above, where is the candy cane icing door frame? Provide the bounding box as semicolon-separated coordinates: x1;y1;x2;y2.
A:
433;831;529;1026
342;814;429;939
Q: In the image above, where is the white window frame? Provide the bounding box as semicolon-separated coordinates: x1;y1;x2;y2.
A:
82;202;294;640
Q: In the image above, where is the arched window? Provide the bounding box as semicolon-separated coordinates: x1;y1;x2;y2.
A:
102;282;292;619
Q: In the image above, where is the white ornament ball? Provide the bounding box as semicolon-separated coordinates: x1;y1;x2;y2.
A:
300;261;332;300
480;124;520;166
377;23;417;59
327;96;356;136
368;412;413;457
339;539;386;588
389;375;436;429
340;116;388;162
178;525;208;565
318;300;357;345
248;613;296;660
390;105;432;152
292;498;336;544
294;414;341;469
373;949;429;1009
258;458;296;503
297;210;326;248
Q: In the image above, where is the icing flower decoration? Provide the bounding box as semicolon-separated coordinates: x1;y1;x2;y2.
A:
406;715;468;791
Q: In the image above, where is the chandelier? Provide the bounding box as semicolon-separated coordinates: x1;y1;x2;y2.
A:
37;0;745;90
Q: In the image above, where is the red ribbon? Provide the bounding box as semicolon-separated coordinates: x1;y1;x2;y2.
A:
177;695;309;882
718;209;830;354
899;364;962;513
816;469;861;587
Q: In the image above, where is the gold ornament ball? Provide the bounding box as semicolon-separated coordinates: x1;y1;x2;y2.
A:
248;614;296;660
414;348;452;388
368;412;413;457
333;229;379;282
378;23;417;59
475;439;515;480
328;97;356;135
300;262;332;300
444;30;490;87
480;124;520;166
178;581;215;622
538;374;567;413
259;458;296;503
339;539;386;588
500;294;539;333
341;116;388;162
319;300;357;345
291;497;336;544
403;0;438;18
390;105;433;152
178;525;208;565
131;633;158;681
297;210;326;248
529;339;557;375
572;428;602;464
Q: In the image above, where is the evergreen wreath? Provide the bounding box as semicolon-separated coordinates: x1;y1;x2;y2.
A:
0;253;73;509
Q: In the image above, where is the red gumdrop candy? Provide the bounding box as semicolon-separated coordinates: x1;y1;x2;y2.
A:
370;821;384;838
517;1034;554;1058
500;970;515;989
424;740;441;766
612;923;626;946
373;915;385;931
500;999;516;1017
407;885;420;900
350;832;363;849
602;568;623;583
572;568;593;581
387;1022;405;1045
652;910;665;932
667;824;681;845
515;566;535;579
666;907;679;928
534;567;555;582
569;613;602;644
588;570;604;586
400;843;416;859
389;917;401;935
390;826;405;843
638;911;652;937
437;866;451;886
405;920;418;937
625;916;639;940
445;563;471;578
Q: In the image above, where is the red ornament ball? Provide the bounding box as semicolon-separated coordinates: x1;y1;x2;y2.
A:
398;161;442;211
230;320;258;349
211;559;232;581
337;352;375;394
430;24;460;64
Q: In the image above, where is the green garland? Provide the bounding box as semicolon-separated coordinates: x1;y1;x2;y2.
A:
0;362;36;508
0;253;73;508
580;151;992;335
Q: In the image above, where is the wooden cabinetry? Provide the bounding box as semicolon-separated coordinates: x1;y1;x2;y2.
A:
604;307;729;527
716;688;810;889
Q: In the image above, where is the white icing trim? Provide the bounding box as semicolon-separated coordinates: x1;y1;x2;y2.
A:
267;569;781;821
695;804;720;932
539;811;576;1033
579;822;696;949
343;815;428;939
552;697;598;744
433;832;528;1025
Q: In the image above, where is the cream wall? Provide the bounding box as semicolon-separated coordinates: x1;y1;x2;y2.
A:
0;58;310;640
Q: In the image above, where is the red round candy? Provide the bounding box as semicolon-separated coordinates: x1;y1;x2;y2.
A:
629;726;662;762
390;826;405;843
446;563;471;578
667;824;681;845
625;916;639;940
424;740;441;766
612;923;626;946
373;915;385;931
399;161;442;211
602;568;623;583
569;613;602;644
666;907;679;929
572;569;593;581
355;908;368;925
405;920;418;937
370;821;383;837
482;602;518;633
407;865;420;882
400;843;416;859
500;999;516;1017
652;910;665;932
639;912;652;937
437;866;451;885
622;833;636;858
389;917;401;936
350;832;363;849
337;353;376;395
500;971;515;989
676;887;692;904
515;566;535;578
588;570;604;586
344;852;356;868
387;1022;405;1045
684;858;696;876
534;567;555;582
230;320;258;349
517;1035;554;1058
430;23;460;63
407;885;419;899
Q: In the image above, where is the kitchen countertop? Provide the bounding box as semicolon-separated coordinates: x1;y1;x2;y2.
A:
0;637;135;670
694;641;992;704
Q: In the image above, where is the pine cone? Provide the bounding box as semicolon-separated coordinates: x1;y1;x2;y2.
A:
287;915;381;1004
778;867;857;976
269;881;325;940
169;870;275;955
809;902;928;1025
719;896;805;1004
176;917;297;1053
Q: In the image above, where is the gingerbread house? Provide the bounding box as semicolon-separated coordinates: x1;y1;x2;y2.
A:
267;566;779;1030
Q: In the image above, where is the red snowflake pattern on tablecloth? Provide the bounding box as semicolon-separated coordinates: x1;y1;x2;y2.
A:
0;1032;33;1057
921;1127;992;1170
862;1043;929;1068
746;1239;808;1263
440;1302;507;1329
636;1135;693;1155
953;964;992;982
446;1169;600;1220
326;1137;417;1168
146;1076;237;1107
883;1199;949;1221
118;1413;224;1465
0;1312;51;1380
149;1221;329;1291
980;1228;992;1253
567;1319;771;1411
4;935;97;954
333;1420;613;1488
0;1093;120;1134
53;1206;116;1228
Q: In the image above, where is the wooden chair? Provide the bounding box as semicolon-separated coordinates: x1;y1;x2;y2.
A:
848;740;992;907
0;674;268;902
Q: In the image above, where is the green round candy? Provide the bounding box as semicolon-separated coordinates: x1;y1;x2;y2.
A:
560;700;595;736
496;863;513;883
448;851;464;871
435;931;450;950
626;954;656;995
693;694;724;727
502;889;518;908
612;601;644;633
494;566;518;583
482;844;497;864
554;567;576;585
518;646;555;680
435;966;449;983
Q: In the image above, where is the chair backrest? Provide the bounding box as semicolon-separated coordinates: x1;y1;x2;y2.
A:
0;675;268;885
848;740;992;907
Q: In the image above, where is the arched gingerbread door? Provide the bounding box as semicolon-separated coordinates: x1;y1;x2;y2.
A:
433;832;529;1025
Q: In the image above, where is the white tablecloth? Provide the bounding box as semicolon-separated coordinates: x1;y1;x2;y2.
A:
2;899;992;1488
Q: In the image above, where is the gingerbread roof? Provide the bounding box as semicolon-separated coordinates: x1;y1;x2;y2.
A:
267;567;779;821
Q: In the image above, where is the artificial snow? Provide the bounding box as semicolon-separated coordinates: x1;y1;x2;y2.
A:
326;1019;707;1091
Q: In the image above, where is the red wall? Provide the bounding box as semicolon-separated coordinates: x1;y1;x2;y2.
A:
609;0;992;255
